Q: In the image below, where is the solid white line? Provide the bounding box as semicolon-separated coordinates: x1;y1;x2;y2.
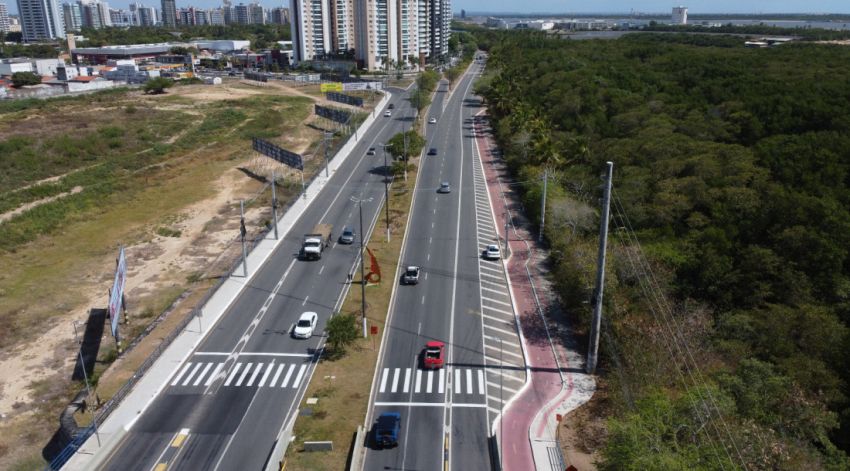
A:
479;271;504;282
235;363;253;386
257;362;274;387
205;363;224;386
302;296;309;306
195;352;313;357
291;364;307;387
170;362;193;386
466;369;473;394
478;370;485;395
194;363;213;386
452;403;488;408
481;286;508;296
481;312;513;324
246;362;263;386
380;368;389;393
392;368;401;393
415;369;422;393
223;363;242;386
487;370;526;383
269;363;285;387
281;364;295;387
373;401;487;408
482;296;513;307
318;265;325;275
480;278;506;288
454;368;461;394
182;362;203;386
478;264;502;274
403;368;411;393
482;305;514;316
427;370;434;394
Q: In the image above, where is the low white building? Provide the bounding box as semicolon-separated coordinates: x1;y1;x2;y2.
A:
527;21;555;31
104;63;160;83
192;40;250;52
0;60;33;76
0;58;62;76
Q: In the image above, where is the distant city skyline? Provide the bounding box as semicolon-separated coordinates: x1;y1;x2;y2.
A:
6;0;850;18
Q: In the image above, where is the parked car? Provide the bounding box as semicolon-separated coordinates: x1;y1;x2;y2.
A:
429;117;437;124
483;244;501;260
339;226;355;244
422;341;445;369
384;110;392;117
373;412;401;448
402;266;420;285
367;147;376;156
427;147;437;156
438;182;451;193
293;311;318;339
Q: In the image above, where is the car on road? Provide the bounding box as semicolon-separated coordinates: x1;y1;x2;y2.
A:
402;266;420;285
428;117;437;124
483;244;501;260
339;226;355;244
438;181;451;193
388;103;395;109
367;147;376;155
384;110;392;117
427;147;437;156
373;412;401;448
293;311;318;339
422;341;445;369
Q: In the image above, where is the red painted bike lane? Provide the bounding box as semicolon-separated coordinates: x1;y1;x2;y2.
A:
473;111;596;471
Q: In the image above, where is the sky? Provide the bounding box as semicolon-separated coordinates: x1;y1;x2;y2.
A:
4;0;850;18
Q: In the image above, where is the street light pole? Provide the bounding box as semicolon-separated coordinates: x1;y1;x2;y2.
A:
381;144;390;241
271;170;278;240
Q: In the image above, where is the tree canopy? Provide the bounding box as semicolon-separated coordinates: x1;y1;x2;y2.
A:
11;72;42;88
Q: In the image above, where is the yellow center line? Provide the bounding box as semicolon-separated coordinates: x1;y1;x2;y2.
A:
154;464;167;471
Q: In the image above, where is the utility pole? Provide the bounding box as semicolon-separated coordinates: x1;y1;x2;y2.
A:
271;171;278;240
240;200;248;277
539;168;547;243
382;144;390;241
587;161;613;374
323;130;332;177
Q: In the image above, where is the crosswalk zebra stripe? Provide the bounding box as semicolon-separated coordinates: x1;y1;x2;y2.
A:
379;368;389;393
438;369;445;393
403;368;411;393
391;368;400;393
171;363;193;386
205;363;224;386
182;363;203;386
466;369;473;394
455;369;461;394
292;365;307;388
235;363;253;386
194;363;213;386
257;363;274;387
426;370;434;394
281;364;295;387
246;362;263;387
415;369;422;393
224;363;242;386
269;364;285;387
478;370;485;395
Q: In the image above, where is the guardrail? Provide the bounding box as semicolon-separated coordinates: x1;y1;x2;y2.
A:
46;94;385;470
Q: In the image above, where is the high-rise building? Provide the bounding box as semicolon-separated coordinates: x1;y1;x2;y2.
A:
194;8;210;25
330;0;353;52
137;5;154;25
110;8;134;26
16;0;65;41
290;0;331;61
0;1;11;33
249;2;263;24
234;2;248;23
269;6;288;24
160;0;176;26
63;2;81;31
672;6;687;25
128;2;140;24
209;7;223;24
429;0;449;61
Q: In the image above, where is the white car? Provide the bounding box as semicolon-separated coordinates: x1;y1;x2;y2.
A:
384;110;392;117
293;311;318;339
483;244;501;260
429;117;437;124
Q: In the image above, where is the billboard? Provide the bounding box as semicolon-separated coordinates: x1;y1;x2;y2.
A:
343;81;382;91
314;104;351;124
252;137;304;170
108;246;127;338
327;91;364;107
320;82;344;92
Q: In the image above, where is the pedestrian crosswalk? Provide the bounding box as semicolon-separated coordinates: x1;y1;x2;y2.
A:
168;361;309;390
377;367;487;396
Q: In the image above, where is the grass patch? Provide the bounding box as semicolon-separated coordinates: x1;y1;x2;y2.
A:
156;226;182;238
285;163;418;470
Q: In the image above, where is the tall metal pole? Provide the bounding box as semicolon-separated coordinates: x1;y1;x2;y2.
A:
499;336;503;469
539;168;547;243
271;170;279;240
240;200;248;277
323;131;331;177
382;145;390;241
587;161;613;374
403;112;409;182
359;201;367;337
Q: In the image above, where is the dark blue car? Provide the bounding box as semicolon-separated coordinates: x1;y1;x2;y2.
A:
374;412;401;448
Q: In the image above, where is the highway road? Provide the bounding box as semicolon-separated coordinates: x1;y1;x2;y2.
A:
100;87;418;471
363;60;525;471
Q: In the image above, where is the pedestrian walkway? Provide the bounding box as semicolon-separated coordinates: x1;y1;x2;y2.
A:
472;111;596;471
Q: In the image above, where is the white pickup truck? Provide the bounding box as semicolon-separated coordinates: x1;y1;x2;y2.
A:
302;223;332;260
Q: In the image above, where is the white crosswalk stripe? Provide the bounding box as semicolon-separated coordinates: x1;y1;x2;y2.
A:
167;361;318;390
371;367;495;396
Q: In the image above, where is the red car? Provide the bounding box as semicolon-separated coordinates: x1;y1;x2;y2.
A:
422;341;445;369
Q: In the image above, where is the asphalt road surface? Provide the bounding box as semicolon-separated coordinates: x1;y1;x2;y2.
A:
100;87;418;471
363;61;499;471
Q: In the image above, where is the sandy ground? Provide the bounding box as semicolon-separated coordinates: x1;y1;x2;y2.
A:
0;186;83;224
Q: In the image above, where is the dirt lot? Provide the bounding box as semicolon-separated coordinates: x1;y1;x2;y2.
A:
0;80;352;469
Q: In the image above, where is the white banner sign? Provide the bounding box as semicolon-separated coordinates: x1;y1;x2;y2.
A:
108;247;127;338
343;81;383;91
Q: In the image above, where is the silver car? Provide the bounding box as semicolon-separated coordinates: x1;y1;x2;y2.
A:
438;182;451;193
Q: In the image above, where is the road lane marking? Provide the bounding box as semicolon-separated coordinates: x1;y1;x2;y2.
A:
182;363;203;386
481;286;509;296
487;381;519;395
454;368;461;394
392;368;401;392
292;364;307;387
318;265;325;275
195;352;313;357
484;323;517;337
485;345;524;360
205;364;224;386
373;401;487;408
482;296;512;307
481;312;513;324
427;370;434;393
194;363;213;386
269;363;285;387
281;364;295;387
235;363;252;386
379;368;389;393
466;369;473;394
171;428;190;447
302;296;309;306
478;371;485;395
421;295;425;305
482;305;514;316
480;278;506;288
257;362;274;387
246;362;263;386
223;364;242;386
170;363;193;386
403;368;411;393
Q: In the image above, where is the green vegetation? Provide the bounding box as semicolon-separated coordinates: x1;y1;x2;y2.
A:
10;72;42;88
475;30;850;469
0;41;59;59
386;130;425;162
324;313;359;358
643;22;850;41
77;24;291;50
142;76;174;94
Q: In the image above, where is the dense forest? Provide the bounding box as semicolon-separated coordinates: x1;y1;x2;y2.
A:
472;30;850;469
77;24;291;50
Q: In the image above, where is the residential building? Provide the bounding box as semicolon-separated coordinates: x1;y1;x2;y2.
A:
16;0;65;41
110;8;135;26
128;2;140;24
249;2;263;24
0;57;62;75
137;5;155;25
194;8;210;25
290;0;331;61
234;2;248;24
208;7;224;24
269;6;287;24
672;6;687;25
0;2;10;33
62;2;82;31
330;0;354;52
161;0;176;26
428;0;449;61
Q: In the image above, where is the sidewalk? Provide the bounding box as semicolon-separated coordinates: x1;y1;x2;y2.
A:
473;112;596;471
62;92;391;471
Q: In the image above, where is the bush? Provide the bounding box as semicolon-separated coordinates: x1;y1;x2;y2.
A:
11;71;41;88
